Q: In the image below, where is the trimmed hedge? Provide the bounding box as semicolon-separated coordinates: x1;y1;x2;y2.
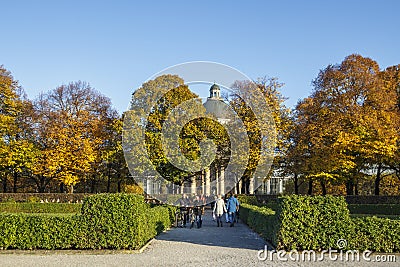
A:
351;216;400;252
0;213;78;249
0;194;173;250
241;195;400;252
348;204;400;215
277;195;353;251
346;195;400;204
0;203;82;214
239;204;278;245
237;195;259;206
0;193;91;203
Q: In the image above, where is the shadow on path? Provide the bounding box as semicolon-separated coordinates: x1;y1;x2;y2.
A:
156;209;269;250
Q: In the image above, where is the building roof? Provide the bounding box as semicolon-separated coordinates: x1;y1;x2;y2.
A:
203;98;229;119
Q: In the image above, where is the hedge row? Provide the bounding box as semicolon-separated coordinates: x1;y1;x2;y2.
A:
348;204;400;215
0;203;82;214
0;213;78;249
236;195;259;206
345;195;400;204
240;195;400;252
239;204;279;245
240;194;400;205
0;194;174;250
0;193;91;203
352;216;400;252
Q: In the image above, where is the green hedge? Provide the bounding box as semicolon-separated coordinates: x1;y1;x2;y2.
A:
0;194;173;250
239;204;278;245
278;195;353;251
0;213;78;249
0;203;82;214
241;195;400;252
351;216;400;252
348;204;400;215
237;195;259;206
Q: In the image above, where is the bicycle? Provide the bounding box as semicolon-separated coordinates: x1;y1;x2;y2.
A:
189;206;203;229
175;207;188;228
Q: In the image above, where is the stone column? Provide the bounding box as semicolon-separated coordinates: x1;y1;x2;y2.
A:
249;176;254;194
200;173;204;195
205;168;211;196
266;179;271;194
191;177;197;195
146;179;152;195
279;178;283;194
215;169;219;195
219;167;225;195
238;179;242;194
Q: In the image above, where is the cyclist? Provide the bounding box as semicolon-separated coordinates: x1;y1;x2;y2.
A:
175;194;190;227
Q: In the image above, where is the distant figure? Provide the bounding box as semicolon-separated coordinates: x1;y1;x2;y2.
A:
175;193;190;207
226;193;240;227
175;194;190;226
213;194;227;227
233;194;240;223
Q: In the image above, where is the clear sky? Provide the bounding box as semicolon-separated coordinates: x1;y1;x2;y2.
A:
1;0;399;114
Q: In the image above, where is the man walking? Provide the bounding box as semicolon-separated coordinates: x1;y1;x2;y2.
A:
226;194;240;227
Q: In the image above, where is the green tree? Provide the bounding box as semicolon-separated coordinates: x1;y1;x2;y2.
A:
124;75;231;193
228;77;290;193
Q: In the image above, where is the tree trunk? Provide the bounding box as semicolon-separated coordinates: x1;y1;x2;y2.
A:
118;180;122;192
307;179;313;195
90;176;96;193
346;179;354;195
35;175;47;193
320;179;327;195
13;171;18;193
60;182;65;193
70;184;74;194
2;178;7;193
294;173;299;195
374;163;383;196
106;166;111;193
117;173;122;193
354;179;359;195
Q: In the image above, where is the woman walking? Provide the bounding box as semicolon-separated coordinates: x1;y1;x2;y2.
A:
213;194;227;227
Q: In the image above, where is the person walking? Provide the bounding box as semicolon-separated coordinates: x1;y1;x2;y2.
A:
226;193;240;227
213;194;227;227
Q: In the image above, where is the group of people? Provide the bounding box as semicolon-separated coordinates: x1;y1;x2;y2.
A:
213;193;240;227
174;193;240;228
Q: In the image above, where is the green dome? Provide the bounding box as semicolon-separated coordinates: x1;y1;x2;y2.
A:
209;83;220;92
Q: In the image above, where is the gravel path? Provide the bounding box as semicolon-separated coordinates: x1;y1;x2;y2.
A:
1;210;398;266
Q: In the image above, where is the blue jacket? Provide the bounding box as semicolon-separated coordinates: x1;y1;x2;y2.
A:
226;196;239;213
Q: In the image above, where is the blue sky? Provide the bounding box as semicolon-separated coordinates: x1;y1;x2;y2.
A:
1;0;399;113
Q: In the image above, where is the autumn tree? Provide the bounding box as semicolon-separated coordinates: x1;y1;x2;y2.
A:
125;74;231;192
32;81;118;193
100;117;130;193
292;54;399;195
228;77;291;193
0;65;36;192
